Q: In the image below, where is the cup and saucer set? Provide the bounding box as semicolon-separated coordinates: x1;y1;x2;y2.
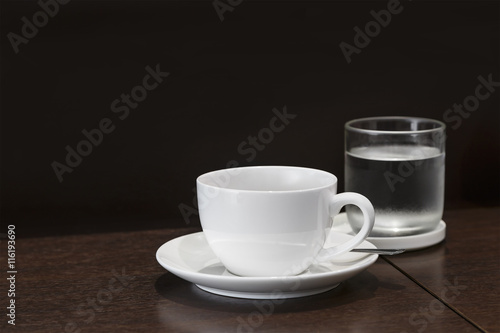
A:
156;117;447;299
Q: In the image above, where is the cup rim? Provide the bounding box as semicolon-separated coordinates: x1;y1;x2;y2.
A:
345;116;446;135
196;165;337;193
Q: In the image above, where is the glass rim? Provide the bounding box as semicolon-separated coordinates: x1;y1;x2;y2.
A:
345;116;446;135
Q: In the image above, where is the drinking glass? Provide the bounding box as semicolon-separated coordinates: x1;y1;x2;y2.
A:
345;116;445;236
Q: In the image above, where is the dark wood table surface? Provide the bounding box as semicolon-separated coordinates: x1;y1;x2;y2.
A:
1;207;498;333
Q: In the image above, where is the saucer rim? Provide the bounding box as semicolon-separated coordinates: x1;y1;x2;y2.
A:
156;231;378;281
195;283;341;299
156;231;378;298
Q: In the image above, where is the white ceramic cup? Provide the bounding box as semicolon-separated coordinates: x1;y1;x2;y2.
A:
196;166;375;277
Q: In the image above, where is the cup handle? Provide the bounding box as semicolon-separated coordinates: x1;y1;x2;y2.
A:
315;192;375;262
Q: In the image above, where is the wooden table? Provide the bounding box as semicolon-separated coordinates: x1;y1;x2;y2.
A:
1;207;498;332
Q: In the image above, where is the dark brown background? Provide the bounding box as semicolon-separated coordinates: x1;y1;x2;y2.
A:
1;0;499;236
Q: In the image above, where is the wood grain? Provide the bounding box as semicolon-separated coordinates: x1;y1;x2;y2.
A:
1;209;495;332
385;207;500;332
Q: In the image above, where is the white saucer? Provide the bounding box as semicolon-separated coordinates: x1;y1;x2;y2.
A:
156;231;378;299
332;213;446;251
